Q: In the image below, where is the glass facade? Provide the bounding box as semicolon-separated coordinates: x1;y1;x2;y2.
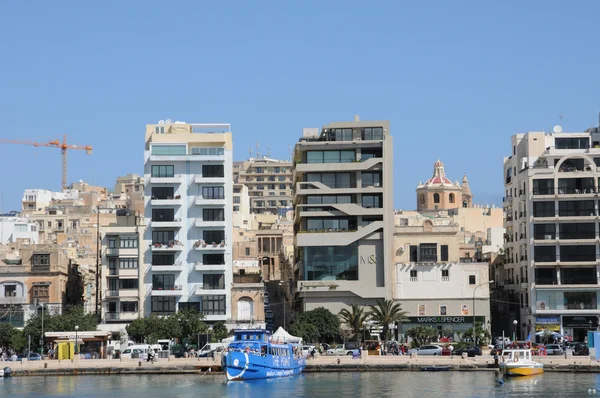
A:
536;290;599;310
152;145;186;155
306;150;355;164
303;243;358;281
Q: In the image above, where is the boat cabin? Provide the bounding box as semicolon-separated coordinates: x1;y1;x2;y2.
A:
501;349;533;362
233;329;270;343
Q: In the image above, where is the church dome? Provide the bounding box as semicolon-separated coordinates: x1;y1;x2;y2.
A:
421;160;458;188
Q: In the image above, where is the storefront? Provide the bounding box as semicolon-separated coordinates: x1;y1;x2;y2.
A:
44;331;111;359
400;316;486;341
535;317;560;332
562;315;598;343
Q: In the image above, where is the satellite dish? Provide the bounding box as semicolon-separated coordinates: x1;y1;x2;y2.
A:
553;125;563;133
165;119;172;124
158;120;165;125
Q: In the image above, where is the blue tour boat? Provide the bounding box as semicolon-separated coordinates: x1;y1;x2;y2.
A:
222;329;305;381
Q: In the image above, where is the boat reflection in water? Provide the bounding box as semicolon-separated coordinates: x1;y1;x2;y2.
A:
222;329;305;381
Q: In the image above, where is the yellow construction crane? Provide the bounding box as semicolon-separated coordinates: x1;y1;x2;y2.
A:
0;134;92;190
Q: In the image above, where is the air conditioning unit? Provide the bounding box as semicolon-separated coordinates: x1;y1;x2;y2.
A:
544;235;552;240
374;183;381;187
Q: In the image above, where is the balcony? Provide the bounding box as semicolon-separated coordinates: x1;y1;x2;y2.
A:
150;242;184;252
195;196;226;206
194;174;226;185
151;285;183;296
152;261;184;272
150;196;182;206
194;286;227;296
104;312;120;321
151;219;182;228
105;289;138;299
195;218;226;228
194;261;227;271
533;187;598;198
149;174;183;184
105;248;119;256
149;153;225;162
535;278;558;286
192;240;226;251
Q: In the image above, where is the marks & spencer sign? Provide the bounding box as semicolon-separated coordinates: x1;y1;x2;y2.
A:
406;316;485;324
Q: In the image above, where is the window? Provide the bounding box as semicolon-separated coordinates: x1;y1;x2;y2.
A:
305;150;355;164
203;208;224;222
440;305;447;316
119;238;138;248
449;193;455;203
555;137;589;149
203;254;225;265
47;221;51;228
245;248;250;256
202;165;224;178
108;257;118;275
233;206;239;211
534;246;556;262
152;208;175;222
558;177;594;194
203;230;225;243
151;145;186;155
533;201;555;217
410;245;418;262
420;194;425;205
191;147;224;155
151;187;174;199
119;279;138;289
31;285;49;303
268;200;277;207
362;194;382;208
532;179;554;195
279;184;286;190
559;223;595;240
410;270;418;281
152;254;175;266
233;196;240;204
179;302;200;312
533;224;556;240
203;274;225;290
5;285;16;297
257;176;264;182
119;258;138;269
303;243;358;281
120;302;138;312
279;200;287;206
152;274;175;290
202;186;224;199
304;218;356;231
278;176;285;182
433;193;440;203
441;245;449;262
441;269;449;280
469;275;476;285
419;244;437;262
151;297;176;314
361;172;382;188
151;165;175;178
560;245;596;262
559;200;595;217
201;295;226;315
109;237;117;249
31;254;50;270
328;128;353;141
152;230;175;245
362;127;384;140
306;172;351;188
71;220;78;229
307;195;351;205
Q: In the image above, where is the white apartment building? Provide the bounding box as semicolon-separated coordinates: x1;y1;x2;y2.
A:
503;125;600;341
0;214;39;244
144;121;233;323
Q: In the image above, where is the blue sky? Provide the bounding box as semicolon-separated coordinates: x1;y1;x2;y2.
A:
1;1;599;211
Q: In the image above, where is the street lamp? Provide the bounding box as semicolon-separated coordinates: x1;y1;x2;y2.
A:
473;280;494;346
513;320;518;342
74;325;79;355
39;302;45;350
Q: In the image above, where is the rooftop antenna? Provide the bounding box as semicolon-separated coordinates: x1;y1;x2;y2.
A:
256;141;260;158
288;145;291;162
267;146;271;158
249;145;252;159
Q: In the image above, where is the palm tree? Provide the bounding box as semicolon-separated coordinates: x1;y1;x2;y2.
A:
368;299;409;341
338;305;369;343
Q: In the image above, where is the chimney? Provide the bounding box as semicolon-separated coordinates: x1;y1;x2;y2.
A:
354;115;360;122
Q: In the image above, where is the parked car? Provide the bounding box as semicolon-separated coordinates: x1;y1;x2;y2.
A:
326;342;360;356
407;345;443;356
302;345;316;357
572;343;589;356
453;346;481;357
544;344;563;355
18;352;42;361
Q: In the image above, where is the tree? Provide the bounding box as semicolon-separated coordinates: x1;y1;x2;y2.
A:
293;307;340;343
212;322;228;342
145;315;181;344
11;329;26;352
406;326;439;347
338;305;369;343
174;310;207;343
367;299;409;341
288;320;320;343
462;322;490;346
125;318;147;343
0;323;15;350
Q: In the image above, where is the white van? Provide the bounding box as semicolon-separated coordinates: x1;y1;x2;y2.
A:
121;344;161;360
198;343;227;358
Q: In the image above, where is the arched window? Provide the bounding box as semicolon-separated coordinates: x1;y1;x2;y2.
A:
433;193;440;203
237;297;254;321
449;193;455;203
420;194;425;204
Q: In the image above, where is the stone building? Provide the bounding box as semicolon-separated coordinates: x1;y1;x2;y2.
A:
416;160;473;211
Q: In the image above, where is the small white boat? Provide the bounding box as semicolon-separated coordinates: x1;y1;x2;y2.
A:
499;349;543;377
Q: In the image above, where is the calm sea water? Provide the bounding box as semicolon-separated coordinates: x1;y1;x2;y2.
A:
2;372;600;397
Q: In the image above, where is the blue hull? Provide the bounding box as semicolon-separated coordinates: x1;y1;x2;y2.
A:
222;351;305;381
